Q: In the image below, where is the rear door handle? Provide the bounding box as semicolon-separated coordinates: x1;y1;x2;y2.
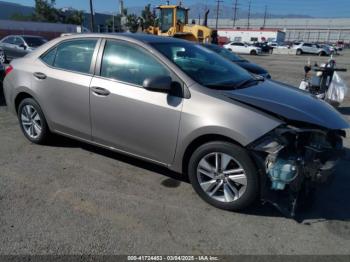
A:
33;72;47;80
91;86;110;96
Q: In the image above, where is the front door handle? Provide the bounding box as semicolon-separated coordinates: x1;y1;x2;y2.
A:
91;86;110;96
33;72;47;80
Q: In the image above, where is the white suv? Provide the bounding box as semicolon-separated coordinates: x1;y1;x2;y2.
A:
293;42;331;56
223;42;261;55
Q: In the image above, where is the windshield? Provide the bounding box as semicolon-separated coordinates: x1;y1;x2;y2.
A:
204;44;246;62
151;42;253;89
159;8;173;33
23;37;47;47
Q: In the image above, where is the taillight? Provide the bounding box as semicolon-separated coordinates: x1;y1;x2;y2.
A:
5;65;13;77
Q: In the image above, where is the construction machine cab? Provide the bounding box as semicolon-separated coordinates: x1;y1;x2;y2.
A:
157;5;189;33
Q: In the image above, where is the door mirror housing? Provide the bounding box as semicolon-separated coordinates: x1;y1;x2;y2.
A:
19;44;27;50
143;76;172;92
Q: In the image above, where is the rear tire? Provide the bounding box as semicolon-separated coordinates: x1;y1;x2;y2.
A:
188;141;259;211
18;98;50;144
0;51;5;64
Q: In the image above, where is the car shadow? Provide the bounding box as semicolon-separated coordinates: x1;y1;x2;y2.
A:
48;135;188;183
338;106;350;116
49;135;350;223
0;84;6;107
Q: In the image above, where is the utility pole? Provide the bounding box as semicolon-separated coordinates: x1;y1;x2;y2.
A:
232;0;239;28
262;5;267;28
215;0;223;30
247;0;251;29
89;0;95;32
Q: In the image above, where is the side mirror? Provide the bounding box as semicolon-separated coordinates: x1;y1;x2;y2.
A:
19;44;27;50
143;76;172;92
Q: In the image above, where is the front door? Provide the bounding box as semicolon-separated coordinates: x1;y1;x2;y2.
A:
12;37;28;58
90;40;183;164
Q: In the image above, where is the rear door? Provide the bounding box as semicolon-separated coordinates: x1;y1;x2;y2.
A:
89;39;183;164
0;36;16;59
33;38;100;140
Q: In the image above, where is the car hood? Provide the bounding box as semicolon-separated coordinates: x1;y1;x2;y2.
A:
236;61;269;76
223;80;350;130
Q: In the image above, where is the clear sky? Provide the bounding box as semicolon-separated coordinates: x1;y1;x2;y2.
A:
4;0;350;17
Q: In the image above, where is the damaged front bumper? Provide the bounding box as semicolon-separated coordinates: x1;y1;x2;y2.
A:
248;125;346;218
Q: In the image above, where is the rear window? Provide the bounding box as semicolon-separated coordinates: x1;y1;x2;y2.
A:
23;37;47;47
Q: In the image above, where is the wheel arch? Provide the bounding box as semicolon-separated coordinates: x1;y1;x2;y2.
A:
14;92;34;113
181;134;243;176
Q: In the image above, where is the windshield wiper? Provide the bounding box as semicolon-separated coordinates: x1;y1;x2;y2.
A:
206;76;264;90
234;77;265;89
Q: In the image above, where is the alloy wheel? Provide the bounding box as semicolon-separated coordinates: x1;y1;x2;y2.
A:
0;52;5;64
20;105;42;139
196;152;247;203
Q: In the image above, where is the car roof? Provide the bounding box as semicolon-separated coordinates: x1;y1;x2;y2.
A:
21;35;46;38
4;35;45;38
59;33;190;45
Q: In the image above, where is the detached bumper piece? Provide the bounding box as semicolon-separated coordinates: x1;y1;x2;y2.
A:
250;125;346;218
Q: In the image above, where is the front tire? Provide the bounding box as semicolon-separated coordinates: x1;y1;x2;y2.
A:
188;141;259;211
250;50;257;55
18;98;50;144
296;49;302;55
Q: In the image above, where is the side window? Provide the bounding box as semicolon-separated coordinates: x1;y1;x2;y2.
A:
14;37;24;46
3;37;15;44
40;47;57;66
101;40;170;86
52;39;97;74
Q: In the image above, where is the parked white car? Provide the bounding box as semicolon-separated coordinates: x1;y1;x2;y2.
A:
223;42;262;55
293;42;331;56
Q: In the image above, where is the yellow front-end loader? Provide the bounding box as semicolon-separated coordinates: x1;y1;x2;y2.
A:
145;4;216;44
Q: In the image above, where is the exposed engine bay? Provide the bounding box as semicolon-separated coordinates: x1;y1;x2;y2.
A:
249;125;346;218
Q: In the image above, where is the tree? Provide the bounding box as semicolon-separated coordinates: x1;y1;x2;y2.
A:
125;14;139;33
32;0;60;22
62;10;84;25
141;4;156;29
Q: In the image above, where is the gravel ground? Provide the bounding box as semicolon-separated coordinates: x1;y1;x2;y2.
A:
0;50;350;255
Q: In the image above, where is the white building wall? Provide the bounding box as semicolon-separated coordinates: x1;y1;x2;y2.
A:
218;30;284;43
193;18;350;43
